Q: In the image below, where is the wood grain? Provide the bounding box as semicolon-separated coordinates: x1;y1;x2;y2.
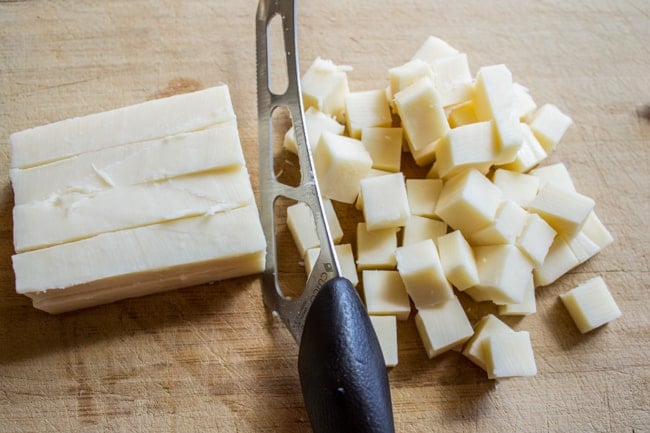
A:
1;1;649;432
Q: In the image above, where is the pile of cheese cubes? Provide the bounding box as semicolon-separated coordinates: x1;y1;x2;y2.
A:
285;36;621;379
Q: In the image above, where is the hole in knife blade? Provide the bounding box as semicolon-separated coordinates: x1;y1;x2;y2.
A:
267;13;289;96
271;105;301;187
273;195;309;300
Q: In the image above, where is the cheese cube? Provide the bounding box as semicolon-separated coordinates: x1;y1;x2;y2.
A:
562;212;613;265
387;59;436;102
437;230;479;291
313;132;372;204
516;213;557;267
580;211;614;251
513;83;537;120
560;276;621;333
401;215;448;247
435;120;498;179
395;239;453;307
394;77;450;161
345;89;393;139
361;127;403;172
529;162;577;192
283;107;345;154
15;205;266;313
411;36;459;64
491;169;540;208
528;103;573;153
356;223;398;270
447;101;478;128
431;53;473;107
528;182;595;236
354;168;392;210
533;236;579;287
498;274;537;316
499;123;547;172
11;122;246;206
485;331;537;379
415;296;474;358
468;200;528;246
360;172;410;231
369;315;399;367
462;314;514;370
301;57;351;121
467;245;533;304
14;167;256;253
305;244;358;287
10;86;236;169
435;169;503;235
406;178;443;218
363;270;411;320
286;202;320;258
322;198;344;244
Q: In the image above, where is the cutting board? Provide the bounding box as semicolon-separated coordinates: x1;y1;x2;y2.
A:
1;1;649;432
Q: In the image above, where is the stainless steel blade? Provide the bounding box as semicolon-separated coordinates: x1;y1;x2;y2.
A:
256;0;342;343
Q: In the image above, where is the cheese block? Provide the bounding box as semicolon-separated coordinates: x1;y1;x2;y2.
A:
369;315;399;367
462;314;514;371
10;86;266;312
11;86;235;169
362;270;411;321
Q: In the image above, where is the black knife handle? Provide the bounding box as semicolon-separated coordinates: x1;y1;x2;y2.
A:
297;277;395;433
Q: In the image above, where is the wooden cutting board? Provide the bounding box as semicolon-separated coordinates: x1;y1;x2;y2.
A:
1;1;648;432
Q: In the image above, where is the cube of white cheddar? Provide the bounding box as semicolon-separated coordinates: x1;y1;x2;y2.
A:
387;59;436;101
305;244;358;287
516;213;557;267
435;169;503;236
528;103;573;153
529;162;577;193
568;211;614;262
468;200;528;246
435;121;498;179
345;89;393;139
560;276;621;334
462;314;514;371
395;239;453;308
363;270;411;320
393;77;450;164
485;331;537;379
491;169;540;208
406;178;443;218
437;230;479;291
401;215;448;247
354;168;393;211
356;223;398;270
369;315;399;367
361;127;403;172
513;83;537;120
499;123;547;173
411;36;459;64
533;236;579;287
498;274;537;316
431;53;473;107
286;202;319;259
283;107;345;154
467;245;533;304
301;57;351;121
528;182;595;236
447;101;478;128
415;296;474;358
314;132;372;204
360;172;410;231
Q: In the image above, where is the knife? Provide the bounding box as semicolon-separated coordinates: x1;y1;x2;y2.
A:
255;1;395;432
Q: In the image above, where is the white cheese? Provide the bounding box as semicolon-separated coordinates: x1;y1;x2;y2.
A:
305;244;358;288
401;215;448;247
283;107;345;154
468;200;528;246
11;86;235;169
369;315;399;367
498;123;547;173
498;275;537;316
287;201;320;258
345;89;392;139
485;331;537;379
560;276;621;334
361;127;403;172
435;120;498;179
415;296;474;358
362;270;411;321
462;314;514;371
533;236;579;287
360;172;410;231
356;223;398;270
387;59;436;101
516;213;557;267
411;36;459;65
431;53;473;107
529;162;577;192
301;57;351;121
447;101;478;128
437;230;479;291
528;182;595;236
406;178;443;219
322;198;344;244
528;103;573;153
491;169;540;208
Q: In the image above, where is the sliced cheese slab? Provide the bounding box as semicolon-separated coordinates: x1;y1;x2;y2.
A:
11;86;235;169
11;122;245;205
